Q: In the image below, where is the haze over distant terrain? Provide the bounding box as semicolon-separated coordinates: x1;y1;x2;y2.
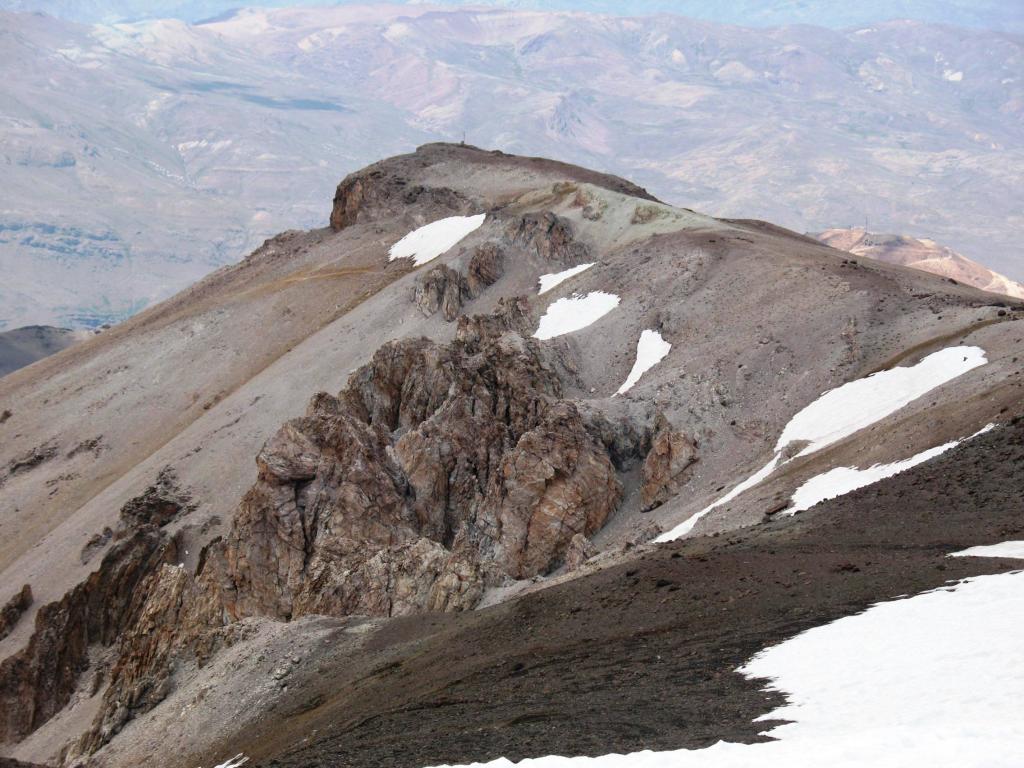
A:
1;5;1022;329
2;0;1021;30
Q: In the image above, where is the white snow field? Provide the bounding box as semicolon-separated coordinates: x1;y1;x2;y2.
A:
616;330;672;395
428;567;1024;768
537;263;595;294
388;214;486;266
787;424;996;514
534;292;620;340
657;346;987;541
952;541;1024;559
775;346;987;457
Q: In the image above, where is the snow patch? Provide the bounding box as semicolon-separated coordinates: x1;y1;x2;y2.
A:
787;424;995;514
943;69;964;82
534;292;620;341
389;214;486;267
616;330;671;395
427;569;1024;767
952;541;1024;560
657;346;987;541
537;263;595;294
775;346;986;458
212;755;249;768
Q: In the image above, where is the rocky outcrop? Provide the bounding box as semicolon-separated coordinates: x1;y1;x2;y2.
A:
505;212;589;263
0;584;32;642
119;467;195;529
220;304;619;618
0;527;178;744
563;533;597;572
330;167;470;231
466;243;505;294
414;245;506;321
76;564;226;755
640;416;698;511
415;265;467;321
73;303;623;753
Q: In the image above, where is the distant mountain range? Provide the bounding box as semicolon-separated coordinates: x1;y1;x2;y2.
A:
816;228;1024;300
1;6;1022;329
2;0;1021;30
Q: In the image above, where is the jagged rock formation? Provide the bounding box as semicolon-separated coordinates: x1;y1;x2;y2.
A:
640;416;699;511
0;527;178;744
414;244;505;321
506;212;590;263
330;163;473;232
70;303;626;753
0;585;31;643
118;467;195;529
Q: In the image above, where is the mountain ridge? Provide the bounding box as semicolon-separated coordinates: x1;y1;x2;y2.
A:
0;144;1021;767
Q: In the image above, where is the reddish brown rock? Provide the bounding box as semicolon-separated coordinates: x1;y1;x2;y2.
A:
641;416;698;511
563;533;598;572
0;528;177;744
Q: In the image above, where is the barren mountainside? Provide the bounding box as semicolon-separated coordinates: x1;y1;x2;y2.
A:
0;144;1021;767
816;228;1024;300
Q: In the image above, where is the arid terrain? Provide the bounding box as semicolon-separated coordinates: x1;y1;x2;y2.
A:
0;144;1021;767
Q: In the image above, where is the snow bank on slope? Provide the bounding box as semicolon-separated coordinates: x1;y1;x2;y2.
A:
534;292;620;340
538;263;595;294
212;755;249;768
776;346;987;458
657;457;779;540
787;424;995;514
952;541;1024;559
427;569;1024;768
389;214;486;266
657;346;987;541
616;330;671;395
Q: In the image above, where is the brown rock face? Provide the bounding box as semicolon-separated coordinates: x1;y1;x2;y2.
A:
69;303;624;754
0;527;177;744
221;306;619;618
641;416;698;511
505;212;589;262
563;533;597;572
330;167;470;231
118;467;195;529
414;245;506;321
0;584;32;642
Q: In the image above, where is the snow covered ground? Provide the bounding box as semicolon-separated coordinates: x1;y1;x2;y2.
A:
952;541;1024;560
658;346;988;541
388;214;486;266
775;346;987;457
428;549;1024;768
787;424;995;514
616;330;671;395
537;264;595;294
534;292;620;340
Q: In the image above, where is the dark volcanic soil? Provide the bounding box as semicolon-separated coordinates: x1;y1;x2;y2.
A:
217;415;1024;768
